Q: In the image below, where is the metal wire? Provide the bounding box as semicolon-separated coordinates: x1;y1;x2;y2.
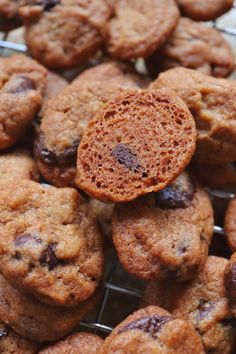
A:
0;6;236;335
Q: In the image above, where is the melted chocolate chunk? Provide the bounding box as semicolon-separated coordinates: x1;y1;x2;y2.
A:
154;173;195;209
0;328;8;339
4;76;36;94
197;300;214;321
118;315;172;338
32;0;60;11
35;134;80;166
112;144;142;173
225;264;236;306
39;243;60;271
14;233;42;247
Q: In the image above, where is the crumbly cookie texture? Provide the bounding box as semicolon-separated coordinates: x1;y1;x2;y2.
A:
104;0;179;59
35;62;145;188
192;162;236;188
0;320;38;354
225;197;236;251
150;67;236;166
76;89;196;202
19;0;111;70
0;0;22;31
0;272;100;342
99;306;205;354
0;54;47;149
0;148;39;182
146;18;235;78
0;180;104;307
38;332;103;354
113;172;213;281
225;252;236;316
176;0;234;21
142;256;236;354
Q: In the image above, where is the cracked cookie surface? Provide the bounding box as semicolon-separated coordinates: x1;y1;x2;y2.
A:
0;54;47;150
113;172;213;281
0;180;104;307
151;67;236;166
99;306;205;354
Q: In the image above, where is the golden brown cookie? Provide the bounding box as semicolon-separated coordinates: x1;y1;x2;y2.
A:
113;172;213;281
176;0;234;21
0;0;22;31
0;148;39;182
150;67;236;166
0;273;100;342
19;0;111;70
0;180;104;307
103;0;180;60
142;256;236;354
88;199;114;239
0;54;47;150
224;196;236;252
35;62;144;188
39;332;103;354
146;18;235;78
76;89;196;202
0;320;38;354
100;306;205;354
225;252;236;316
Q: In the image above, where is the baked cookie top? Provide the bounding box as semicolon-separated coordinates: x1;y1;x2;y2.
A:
225;252;236;316
104;0;179;59
39;332;103;354
146;17;235;78
76;89;196;202
100;306;205;354
176;0;234;21
0;180;104;307
224;196;236;252
151;67;236;166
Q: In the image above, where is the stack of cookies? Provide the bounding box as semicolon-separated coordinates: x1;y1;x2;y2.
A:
0;0;236;353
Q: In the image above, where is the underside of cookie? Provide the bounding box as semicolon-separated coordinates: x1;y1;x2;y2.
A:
76;89;196;202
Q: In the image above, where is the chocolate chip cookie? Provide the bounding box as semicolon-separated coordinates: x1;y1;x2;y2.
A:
142;256;236;354
0;0;22;32
192;162;236;188
100;306;205;354
35;62;143;188
76;89;196;202
0;54;47;150
113;172;213;281
151;67;236;166
103;0;180;60
89;199;114;239
146;18;235;78
0;180;104;307
39;332;103;354
0;320;38;354
19;0;111;70
0;148;39;182
225;196;236;252
225;252;236;316
0;273;100;342
176;0;234;21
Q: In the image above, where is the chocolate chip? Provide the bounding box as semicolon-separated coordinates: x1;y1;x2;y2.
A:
32;0;60;11
3;76;36;94
14;234;42;247
112;144;142;173
34;134;80;166
154;173;195;209
197;300;214;320
221;317;236;327
39;243;60;271
118;315;172;338
0;328;8;339
225;264;236;307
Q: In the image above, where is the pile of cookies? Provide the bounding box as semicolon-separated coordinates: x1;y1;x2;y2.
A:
0;0;236;353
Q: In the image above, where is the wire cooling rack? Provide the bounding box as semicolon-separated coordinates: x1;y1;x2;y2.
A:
0;5;236;337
